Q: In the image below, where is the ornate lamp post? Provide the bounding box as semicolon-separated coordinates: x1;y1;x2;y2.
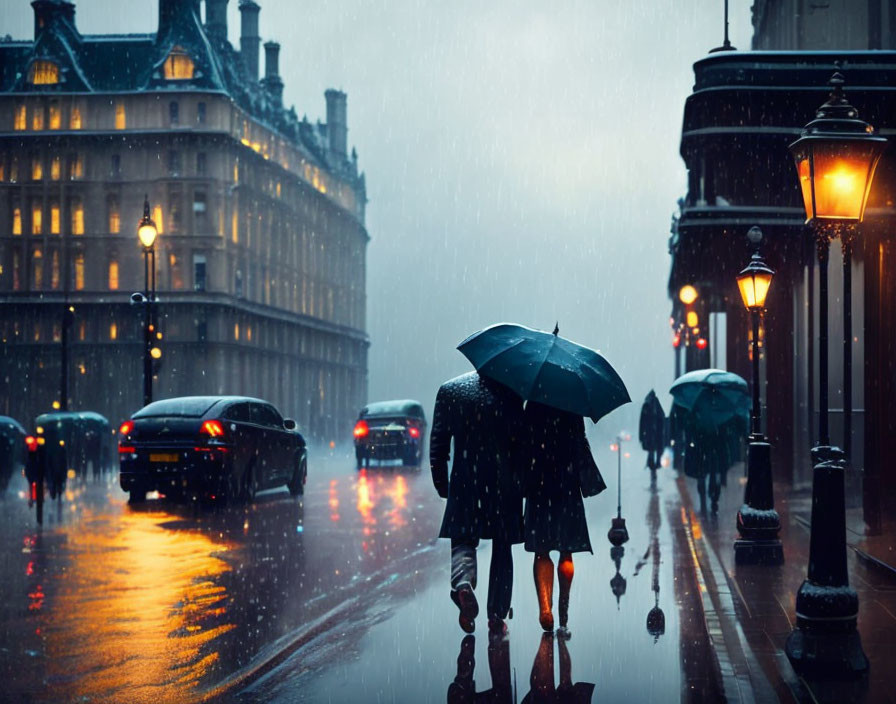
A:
785;72;885;677
136;196;158;408
607;432;631;546
733;226;782;564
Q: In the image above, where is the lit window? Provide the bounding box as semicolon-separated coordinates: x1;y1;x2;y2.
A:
50;203;60;234
78;320;86;341
71;199;84;235
70;106;81;129
31;202;42;235
12;207;22;235
153;205;163;234
68;154;83;180
108;260;119;290
32;248;43;289
14;104;25;130
74;253;84;290
51;250;59;289
109;322;117;340
231;209;238;243
107;196;120;233
163;48;194;80
32;107;44;131
29;61;59;85
234;323;239;340
0;162;4;181
49;102;60;129
31;156;42;180
50;156;60;180
115;102;125;130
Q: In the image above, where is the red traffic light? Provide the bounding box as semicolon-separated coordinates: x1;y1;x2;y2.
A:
696;337;708;350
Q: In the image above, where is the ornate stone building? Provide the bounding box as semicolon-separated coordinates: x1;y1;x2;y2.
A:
0;0;369;442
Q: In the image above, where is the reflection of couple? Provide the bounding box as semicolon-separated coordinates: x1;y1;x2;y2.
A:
447;633;594;703
430;371;605;637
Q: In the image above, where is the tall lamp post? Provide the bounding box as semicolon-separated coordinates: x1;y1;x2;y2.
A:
733;226;782;565
136;196;158;408
607;432;631;546
784;72;885;677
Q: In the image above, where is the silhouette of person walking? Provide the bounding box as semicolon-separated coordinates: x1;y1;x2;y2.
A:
522;633;594;703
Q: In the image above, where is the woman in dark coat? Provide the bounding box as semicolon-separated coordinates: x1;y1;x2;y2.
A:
524;401;604;635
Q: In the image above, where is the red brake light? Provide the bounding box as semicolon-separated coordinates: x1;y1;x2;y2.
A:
408;426;420;438
353;420;369;438
118;446;136;454
200;420;225;438
119;421;134;436
25;436;38;452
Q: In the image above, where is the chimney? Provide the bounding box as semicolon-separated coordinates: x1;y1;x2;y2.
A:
239;0;261;81
205;0;228;41
158;0;199;40
325;89;348;158
263;41;283;104
32;0;77;38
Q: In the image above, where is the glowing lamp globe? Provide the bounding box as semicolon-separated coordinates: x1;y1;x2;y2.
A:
790;72;886;223
679;285;698;305
737;253;774;312
137;196;158;249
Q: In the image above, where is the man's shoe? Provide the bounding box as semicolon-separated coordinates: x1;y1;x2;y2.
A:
453;583;478;633
487;618;509;640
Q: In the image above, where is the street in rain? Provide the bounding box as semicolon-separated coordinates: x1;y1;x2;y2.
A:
1;2;896;704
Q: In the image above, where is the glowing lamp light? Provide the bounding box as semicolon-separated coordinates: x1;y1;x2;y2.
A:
150;347;162;359
137;195;159;249
672;334;681;348
790;72;886;223
737;257;774;311
686;311;699;328
25;436;38;452
679;285;698;305
610;443;619;452
51;401;61;410
696;338;708;350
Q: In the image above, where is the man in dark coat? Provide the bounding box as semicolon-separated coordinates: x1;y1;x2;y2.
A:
430;371;525;635
638;390;666;470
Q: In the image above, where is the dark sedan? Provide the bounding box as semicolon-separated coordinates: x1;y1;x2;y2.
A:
353;400;426;468
119;396;307;504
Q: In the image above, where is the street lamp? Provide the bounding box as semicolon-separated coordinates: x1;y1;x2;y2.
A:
136;196;158;408
607;432;630;546
733;226;782;565
784;72;885;677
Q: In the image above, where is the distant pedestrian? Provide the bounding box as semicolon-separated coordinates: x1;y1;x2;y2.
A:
638;390;666;471
430;371;526;636
523;401;605;636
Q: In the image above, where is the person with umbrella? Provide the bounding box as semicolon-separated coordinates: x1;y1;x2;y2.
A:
638;390;666;471
430;370;526;636
458;323;629;636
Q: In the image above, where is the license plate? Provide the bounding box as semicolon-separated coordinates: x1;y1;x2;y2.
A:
150;453;179;463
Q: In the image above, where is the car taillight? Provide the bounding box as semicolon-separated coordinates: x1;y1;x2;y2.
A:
25;436;38;452
408;426;420;438
119;421;134;437
200;420;225;438
353;420;369;438
118;446;136;454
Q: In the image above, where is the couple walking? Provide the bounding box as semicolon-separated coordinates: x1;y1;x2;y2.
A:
430;370;606;638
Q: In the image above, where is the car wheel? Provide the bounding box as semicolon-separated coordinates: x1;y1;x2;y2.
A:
128;489;146;504
288;455;306;497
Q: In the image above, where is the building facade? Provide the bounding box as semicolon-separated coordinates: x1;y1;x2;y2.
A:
669;12;896;533
0;0;369;442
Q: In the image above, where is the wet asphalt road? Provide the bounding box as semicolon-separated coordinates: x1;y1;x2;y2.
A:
0;446;684;704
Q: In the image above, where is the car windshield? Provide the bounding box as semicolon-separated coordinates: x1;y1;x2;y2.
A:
133;397;219;418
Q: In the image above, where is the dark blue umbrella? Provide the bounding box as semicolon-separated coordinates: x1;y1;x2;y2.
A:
669;369;749;430
457;323;630;422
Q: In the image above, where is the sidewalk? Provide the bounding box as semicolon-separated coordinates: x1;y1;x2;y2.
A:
676;464;896;704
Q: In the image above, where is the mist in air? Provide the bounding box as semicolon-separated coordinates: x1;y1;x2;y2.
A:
3;0;753;435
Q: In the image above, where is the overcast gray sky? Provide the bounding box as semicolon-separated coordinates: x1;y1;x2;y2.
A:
5;1;753;438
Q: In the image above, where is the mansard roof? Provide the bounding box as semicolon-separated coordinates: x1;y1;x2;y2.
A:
0;0;364;188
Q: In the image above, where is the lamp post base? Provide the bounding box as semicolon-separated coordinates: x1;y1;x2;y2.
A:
785;621;868;678
735;440;783;564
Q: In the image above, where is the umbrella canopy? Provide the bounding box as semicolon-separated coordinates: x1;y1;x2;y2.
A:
457;323;630;422
669;369;749;430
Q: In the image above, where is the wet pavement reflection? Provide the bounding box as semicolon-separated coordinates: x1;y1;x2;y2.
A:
0;455;443;704
245;447;683;703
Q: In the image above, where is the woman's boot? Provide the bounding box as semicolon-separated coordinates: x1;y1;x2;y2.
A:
557;553;574;637
534;554;554;631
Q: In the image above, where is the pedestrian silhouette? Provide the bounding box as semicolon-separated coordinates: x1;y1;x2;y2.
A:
523;401;605;635
522;633;594;703
639;390;666;471
431;372;525;635
447;635;513;704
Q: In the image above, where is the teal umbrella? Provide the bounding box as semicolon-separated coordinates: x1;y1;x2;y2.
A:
670;369;749;430
457;323;630;422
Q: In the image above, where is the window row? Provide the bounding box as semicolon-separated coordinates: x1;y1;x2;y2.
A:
12;99;206;132
0;154;83;182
